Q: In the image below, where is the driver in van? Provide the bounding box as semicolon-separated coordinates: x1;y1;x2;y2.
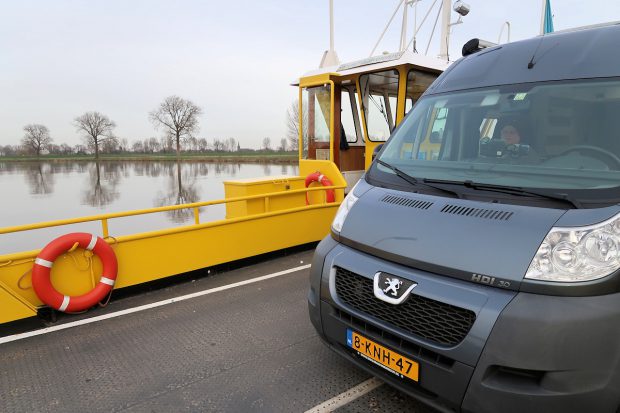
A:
480;117;541;163
500;124;523;145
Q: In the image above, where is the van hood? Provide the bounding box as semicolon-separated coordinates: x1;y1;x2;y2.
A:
338;186;568;289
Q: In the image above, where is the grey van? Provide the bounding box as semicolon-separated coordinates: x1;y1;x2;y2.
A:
307;23;620;412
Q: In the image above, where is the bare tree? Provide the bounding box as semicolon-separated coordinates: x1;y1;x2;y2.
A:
286;100;308;151
132;141;144;153
188;136;200;152
147;137;161;153
279;138;287;152
262;137;272;151
101;135;120;154
226;137;237;152
74;144;87;155
74;112;116;159
59;143;73;155
119;138;129;152
159;136;172;153
46;143;60;155
197;138;209;152
149;96;202;158
213;138;225;152
21;124;52;157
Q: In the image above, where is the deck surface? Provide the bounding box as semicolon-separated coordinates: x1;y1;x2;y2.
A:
0;248;436;413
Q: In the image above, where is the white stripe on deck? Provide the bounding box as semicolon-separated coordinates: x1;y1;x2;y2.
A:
0;264;311;345
304;378;384;413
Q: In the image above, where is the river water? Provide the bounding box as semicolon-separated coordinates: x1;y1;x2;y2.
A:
0;161;298;254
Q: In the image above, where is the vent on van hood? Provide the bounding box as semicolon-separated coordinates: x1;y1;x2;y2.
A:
440;204;514;221
381;195;433;210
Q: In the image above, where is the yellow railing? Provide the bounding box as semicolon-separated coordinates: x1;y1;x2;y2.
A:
0;184;346;263
0;185;345;237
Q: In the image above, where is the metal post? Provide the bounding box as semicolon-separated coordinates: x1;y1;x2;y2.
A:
413;0;418;52
400;0;409;51
539;0;546;35
329;0;335;52
438;0;451;60
320;0;340;67
194;207;200;224
101;218;109;238
498;21;511;44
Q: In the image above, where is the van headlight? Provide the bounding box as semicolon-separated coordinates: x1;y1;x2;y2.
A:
525;213;620;282
331;189;359;234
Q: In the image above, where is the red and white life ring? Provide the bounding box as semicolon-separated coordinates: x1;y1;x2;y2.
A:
305;171;336;205
31;233;118;313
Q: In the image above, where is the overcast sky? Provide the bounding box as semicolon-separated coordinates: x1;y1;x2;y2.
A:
1;0;618;149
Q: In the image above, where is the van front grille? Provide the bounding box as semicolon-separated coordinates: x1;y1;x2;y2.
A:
334;267;476;347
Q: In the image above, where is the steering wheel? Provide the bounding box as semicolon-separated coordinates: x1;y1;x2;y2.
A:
554;145;620;169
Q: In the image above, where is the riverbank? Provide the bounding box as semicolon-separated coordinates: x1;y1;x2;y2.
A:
0;151;298;164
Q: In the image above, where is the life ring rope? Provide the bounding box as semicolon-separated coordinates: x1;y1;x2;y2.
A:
31;232;118;313
305;171;336;205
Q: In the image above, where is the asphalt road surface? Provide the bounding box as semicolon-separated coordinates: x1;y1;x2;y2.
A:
0;248;436;413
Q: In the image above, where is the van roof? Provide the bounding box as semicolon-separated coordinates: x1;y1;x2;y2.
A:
427;22;620;95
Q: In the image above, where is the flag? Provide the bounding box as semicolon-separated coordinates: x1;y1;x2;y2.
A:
543;0;554;34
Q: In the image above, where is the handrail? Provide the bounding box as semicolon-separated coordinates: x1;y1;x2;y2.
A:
0;185;345;235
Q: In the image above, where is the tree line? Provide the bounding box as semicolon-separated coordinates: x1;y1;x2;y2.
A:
4;95;297;159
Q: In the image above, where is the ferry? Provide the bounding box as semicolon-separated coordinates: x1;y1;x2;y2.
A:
0;1;458;328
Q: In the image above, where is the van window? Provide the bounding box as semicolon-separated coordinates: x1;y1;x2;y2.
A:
376;79;620;194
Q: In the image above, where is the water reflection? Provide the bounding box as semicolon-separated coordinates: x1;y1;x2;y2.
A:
134;162;165;178
82;161;121;208
212;162;240;176
24;163;55;195
1;160;298;234
155;162;201;223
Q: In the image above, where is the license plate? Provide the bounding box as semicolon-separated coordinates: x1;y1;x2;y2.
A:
346;329;419;382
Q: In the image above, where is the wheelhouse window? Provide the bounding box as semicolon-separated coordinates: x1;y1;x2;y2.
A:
405;70;437;115
376;79;620;195
341;86;361;143
302;84;331;160
360;70;399;142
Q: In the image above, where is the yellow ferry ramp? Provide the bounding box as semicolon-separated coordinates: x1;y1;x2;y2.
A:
0;184;344;325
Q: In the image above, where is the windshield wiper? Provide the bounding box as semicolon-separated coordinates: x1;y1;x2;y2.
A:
422;178;582;208
375;160;463;198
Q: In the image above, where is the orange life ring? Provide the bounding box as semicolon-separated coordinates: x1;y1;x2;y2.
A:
32;233;118;313
305;171;336;205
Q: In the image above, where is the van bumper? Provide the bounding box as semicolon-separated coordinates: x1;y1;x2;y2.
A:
461;291;620;413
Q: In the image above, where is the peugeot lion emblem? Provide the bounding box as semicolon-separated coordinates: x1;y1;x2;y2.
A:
373;272;417;304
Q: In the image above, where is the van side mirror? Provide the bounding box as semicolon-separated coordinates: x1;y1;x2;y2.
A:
372;144;384;161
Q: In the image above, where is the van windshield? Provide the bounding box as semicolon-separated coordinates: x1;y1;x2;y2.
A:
374;79;620;199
